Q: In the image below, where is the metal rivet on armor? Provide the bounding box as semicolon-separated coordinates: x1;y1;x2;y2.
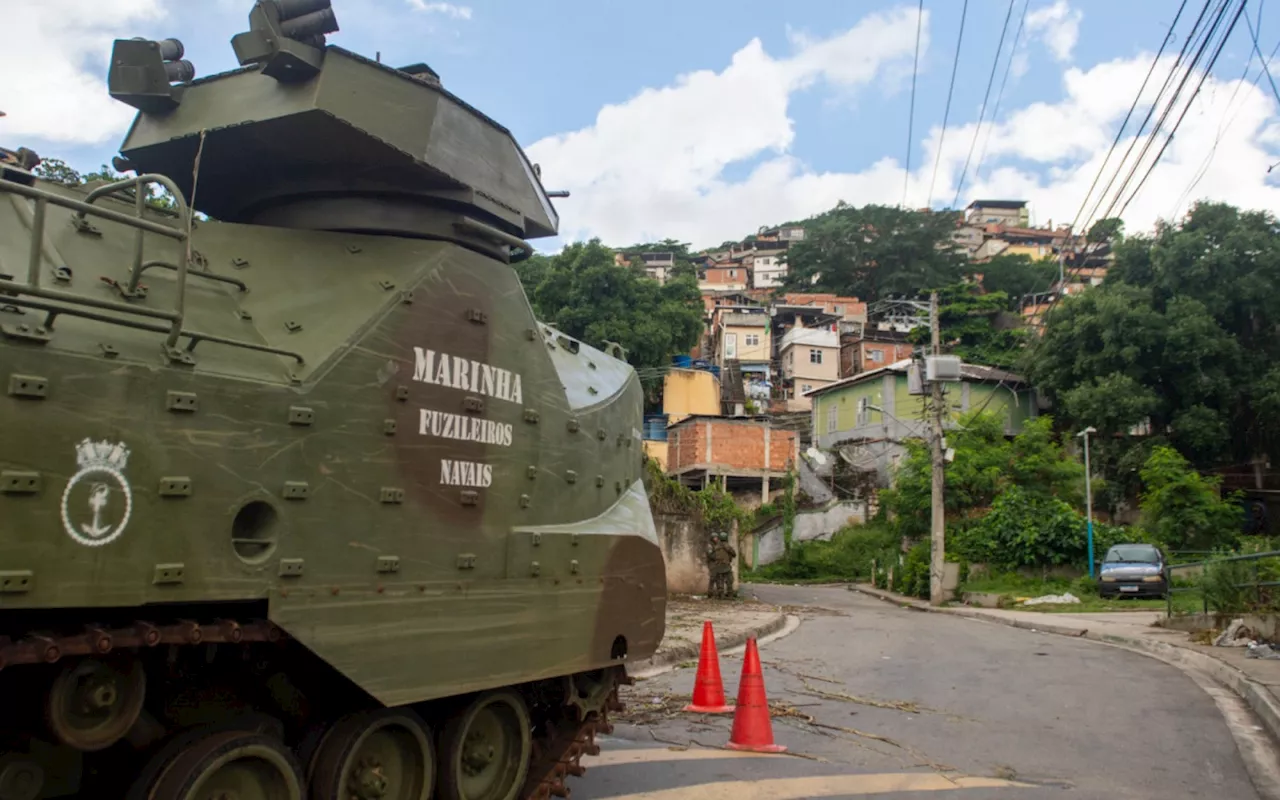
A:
383;419;397;435
346;244;362;254
530;561;541;577
567;419;580;433
570;560;580;574
165;390;197;412
99;343;119;358
524;409;540;424
464;396;484;413
525;328;537;340
531;533;541;546
284;320;302;333
378;279;395;290
288;406;314;426
400;291;414;304
231;256;249;269
596;475;604;487
7;374;48;399
565;470;577;484
520;494;531;508
396;386;410;401
571;534;580;547
460;490;479;506
238;309;253;320
597;429;606;441
465;308;488;324
526;466;537;480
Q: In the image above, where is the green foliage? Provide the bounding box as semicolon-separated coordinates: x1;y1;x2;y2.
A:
898;539;931;599
906;283;1029;369
752;522;899;583
881;411;1086;542
780;469;797;552
1030;202;1280;481
1087;217;1124;244
781;203;967;301
951;487;1089;571
1138;446;1244;551
515;239;704;372
642;456;750;533
32;158;178;212
976;253;1059;305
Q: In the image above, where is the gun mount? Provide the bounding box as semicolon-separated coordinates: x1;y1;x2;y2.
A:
108;0;560;259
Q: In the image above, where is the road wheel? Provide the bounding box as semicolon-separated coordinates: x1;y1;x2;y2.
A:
142;728;303;800
436;690;531;800
310;708;434;800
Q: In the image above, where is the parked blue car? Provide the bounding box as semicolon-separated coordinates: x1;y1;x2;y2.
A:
1098;544;1168;599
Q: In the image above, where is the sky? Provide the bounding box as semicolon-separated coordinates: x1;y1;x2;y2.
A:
4;0;1279;254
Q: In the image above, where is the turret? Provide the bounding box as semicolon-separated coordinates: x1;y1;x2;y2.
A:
106;0;563;261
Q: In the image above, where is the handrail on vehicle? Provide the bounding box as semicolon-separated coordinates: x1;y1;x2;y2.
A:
0;177;305;366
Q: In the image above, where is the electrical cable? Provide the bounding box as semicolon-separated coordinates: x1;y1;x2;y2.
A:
972;0;1031;189
952;0;1018;209
903;0;926;208
927;0;970;209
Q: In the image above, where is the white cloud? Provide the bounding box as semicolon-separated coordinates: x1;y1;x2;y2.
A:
529;11;1280;251
406;1;472;20
0;0;166;145
527;6;927;247
1025;0;1083;63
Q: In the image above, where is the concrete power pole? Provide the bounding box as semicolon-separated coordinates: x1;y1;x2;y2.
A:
929;291;946;606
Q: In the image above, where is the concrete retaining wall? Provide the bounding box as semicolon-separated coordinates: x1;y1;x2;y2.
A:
654;512;739;595
749;500;867;567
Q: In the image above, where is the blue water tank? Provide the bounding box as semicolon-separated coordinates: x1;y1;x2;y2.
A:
672;355;693;368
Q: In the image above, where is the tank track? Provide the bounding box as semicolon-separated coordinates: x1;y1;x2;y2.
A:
0;618;281;668
1;616;628;798
522;676;628;799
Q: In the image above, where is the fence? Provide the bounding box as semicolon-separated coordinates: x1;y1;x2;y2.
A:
1165;549;1280;617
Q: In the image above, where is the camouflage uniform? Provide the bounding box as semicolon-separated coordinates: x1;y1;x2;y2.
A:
706;531;737;599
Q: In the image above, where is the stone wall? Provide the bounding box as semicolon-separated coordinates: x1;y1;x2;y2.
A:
747;500;867;567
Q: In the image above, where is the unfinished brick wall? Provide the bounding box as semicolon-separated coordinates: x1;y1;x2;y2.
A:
667;419;797;473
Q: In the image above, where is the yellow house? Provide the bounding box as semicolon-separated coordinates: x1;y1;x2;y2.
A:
714;312;771;366
663;368;721;424
643;440;669;470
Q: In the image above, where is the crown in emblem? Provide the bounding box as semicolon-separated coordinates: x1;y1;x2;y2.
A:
74;438;131;472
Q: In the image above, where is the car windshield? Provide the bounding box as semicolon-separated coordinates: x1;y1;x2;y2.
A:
1105;544;1160;564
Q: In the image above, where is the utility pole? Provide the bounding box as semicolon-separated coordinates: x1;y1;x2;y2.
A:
1077;426;1097;578
929;291;946;606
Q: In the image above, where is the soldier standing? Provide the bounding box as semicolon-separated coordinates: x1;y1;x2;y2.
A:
706;531;737;599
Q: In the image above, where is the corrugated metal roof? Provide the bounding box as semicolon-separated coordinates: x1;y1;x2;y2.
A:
805;359;1026;398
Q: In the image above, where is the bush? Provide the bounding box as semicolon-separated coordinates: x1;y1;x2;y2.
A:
752;522;899;583
898;539;931;599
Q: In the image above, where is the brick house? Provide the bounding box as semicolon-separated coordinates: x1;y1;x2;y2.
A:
666;415;798;500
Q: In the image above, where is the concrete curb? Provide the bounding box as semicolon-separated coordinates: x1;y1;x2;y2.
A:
627;611;791;678
852;584;1280;748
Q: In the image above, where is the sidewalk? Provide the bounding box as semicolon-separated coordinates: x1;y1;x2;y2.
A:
629;596;790;677
854;584;1280;746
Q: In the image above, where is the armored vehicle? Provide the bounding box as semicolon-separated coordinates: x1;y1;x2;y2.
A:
0;2;666;797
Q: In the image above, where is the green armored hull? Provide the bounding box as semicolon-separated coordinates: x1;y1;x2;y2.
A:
0;3;666;797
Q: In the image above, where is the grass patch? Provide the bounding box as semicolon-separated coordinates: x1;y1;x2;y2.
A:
959;573;1204;613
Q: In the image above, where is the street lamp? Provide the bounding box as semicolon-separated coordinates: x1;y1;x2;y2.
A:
1077;426;1097;578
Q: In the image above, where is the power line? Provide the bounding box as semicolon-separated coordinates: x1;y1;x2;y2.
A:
1246;1;1280;104
1115;0;1246;219
1171;1;1275;217
1078;0;1215;235
972;0;1031;188
902;0;925;208
1066;0;1190;238
952;0;1018;209
926;0;970;209
1088;0;1231;230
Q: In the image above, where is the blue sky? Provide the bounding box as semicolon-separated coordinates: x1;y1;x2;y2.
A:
7;0;1279;252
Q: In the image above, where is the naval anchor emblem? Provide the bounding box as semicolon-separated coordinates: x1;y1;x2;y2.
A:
60;439;134;547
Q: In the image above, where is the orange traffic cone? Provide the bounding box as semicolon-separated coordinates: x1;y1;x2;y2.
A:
726;637;786;752
682;620;734;713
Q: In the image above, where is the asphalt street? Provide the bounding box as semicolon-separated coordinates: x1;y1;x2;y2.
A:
571;584;1263;800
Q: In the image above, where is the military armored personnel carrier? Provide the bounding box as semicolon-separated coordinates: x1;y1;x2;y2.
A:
0;2;667;797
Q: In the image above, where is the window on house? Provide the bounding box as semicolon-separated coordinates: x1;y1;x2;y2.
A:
826;405;837;432
745;334;760;347
868;348;884;363
729;269;738;278
801;384;813;393
809;349;823;364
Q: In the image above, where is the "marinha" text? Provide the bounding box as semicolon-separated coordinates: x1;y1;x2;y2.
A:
413;347;523;405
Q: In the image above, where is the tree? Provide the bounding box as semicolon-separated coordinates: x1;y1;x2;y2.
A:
781;203;967;301
907;282;1028;369
1138;446;1243;550
1029;201;1280;477
515;238;704;372
976;253;1058;305
32;158;178;212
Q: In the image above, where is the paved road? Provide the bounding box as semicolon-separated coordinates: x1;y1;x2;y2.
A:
571;585;1262;800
